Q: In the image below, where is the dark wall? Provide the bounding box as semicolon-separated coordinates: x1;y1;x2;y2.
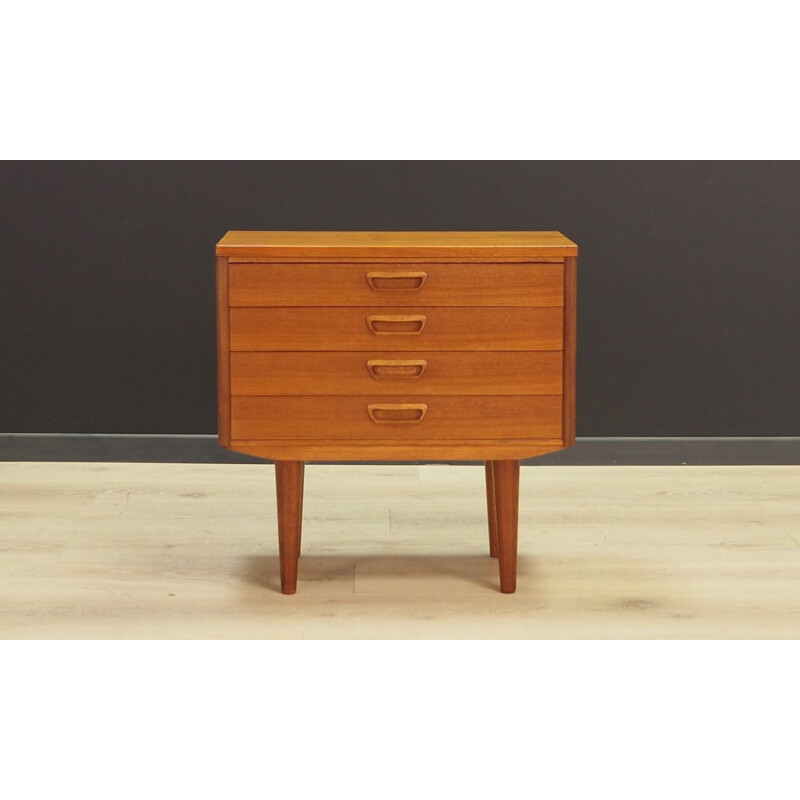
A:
2;161;798;436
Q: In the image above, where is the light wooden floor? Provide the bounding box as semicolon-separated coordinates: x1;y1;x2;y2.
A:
1;462;798;639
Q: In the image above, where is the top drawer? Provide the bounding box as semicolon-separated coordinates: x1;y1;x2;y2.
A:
228;262;564;307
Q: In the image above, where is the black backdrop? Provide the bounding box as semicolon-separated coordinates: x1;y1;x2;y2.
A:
2;161;798;436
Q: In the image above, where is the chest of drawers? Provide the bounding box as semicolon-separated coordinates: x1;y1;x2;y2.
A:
216;231;577;594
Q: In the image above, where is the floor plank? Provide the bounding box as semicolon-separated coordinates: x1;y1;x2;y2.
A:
0;462;798;639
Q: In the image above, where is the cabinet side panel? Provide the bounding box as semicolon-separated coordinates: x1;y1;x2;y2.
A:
216;256;231;446
562;256;577;446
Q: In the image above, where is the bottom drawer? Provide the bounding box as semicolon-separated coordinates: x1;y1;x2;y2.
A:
230;395;562;440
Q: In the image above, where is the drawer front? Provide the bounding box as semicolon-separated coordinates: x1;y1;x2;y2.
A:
230;395;562;440
228;262;564;307
229;307;563;351
230;351;563;395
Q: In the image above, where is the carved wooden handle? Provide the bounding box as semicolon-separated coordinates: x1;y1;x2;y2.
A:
366;315;427;335
367;359;428;379
367;403;428;423
366;271;427;291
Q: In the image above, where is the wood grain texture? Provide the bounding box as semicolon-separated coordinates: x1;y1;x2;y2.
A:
275;461;304;594
493;460;520;593
563;256;577;447
228;256;567;264
486;462;499;558
229;306;564;352
230;351;563;396
298;461;305;555
4;462;800;638
227;439;566;461
230;395;562;441
216;256;231;446
217;230;579;259
228;262;565;307
367;403;428;424
366;314;427;335
216;231;577;593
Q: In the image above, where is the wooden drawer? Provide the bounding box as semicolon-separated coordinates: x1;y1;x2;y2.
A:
230;395;562;440
230;351;563;395
229;307;563;352
228;262;564;307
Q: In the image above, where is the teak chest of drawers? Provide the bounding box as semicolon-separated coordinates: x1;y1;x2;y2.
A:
216;231;578;594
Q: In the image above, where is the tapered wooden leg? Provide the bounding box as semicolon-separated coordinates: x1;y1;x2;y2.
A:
485;461;499;558
492;460;520;593
275;460;304;594
298;462;305;555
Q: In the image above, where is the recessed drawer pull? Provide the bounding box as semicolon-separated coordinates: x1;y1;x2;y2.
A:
367;403;428;423
366;271;427;291
367;359;428;379
366;315;428;335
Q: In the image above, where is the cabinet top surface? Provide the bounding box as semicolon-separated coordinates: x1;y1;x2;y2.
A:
216;230;578;258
